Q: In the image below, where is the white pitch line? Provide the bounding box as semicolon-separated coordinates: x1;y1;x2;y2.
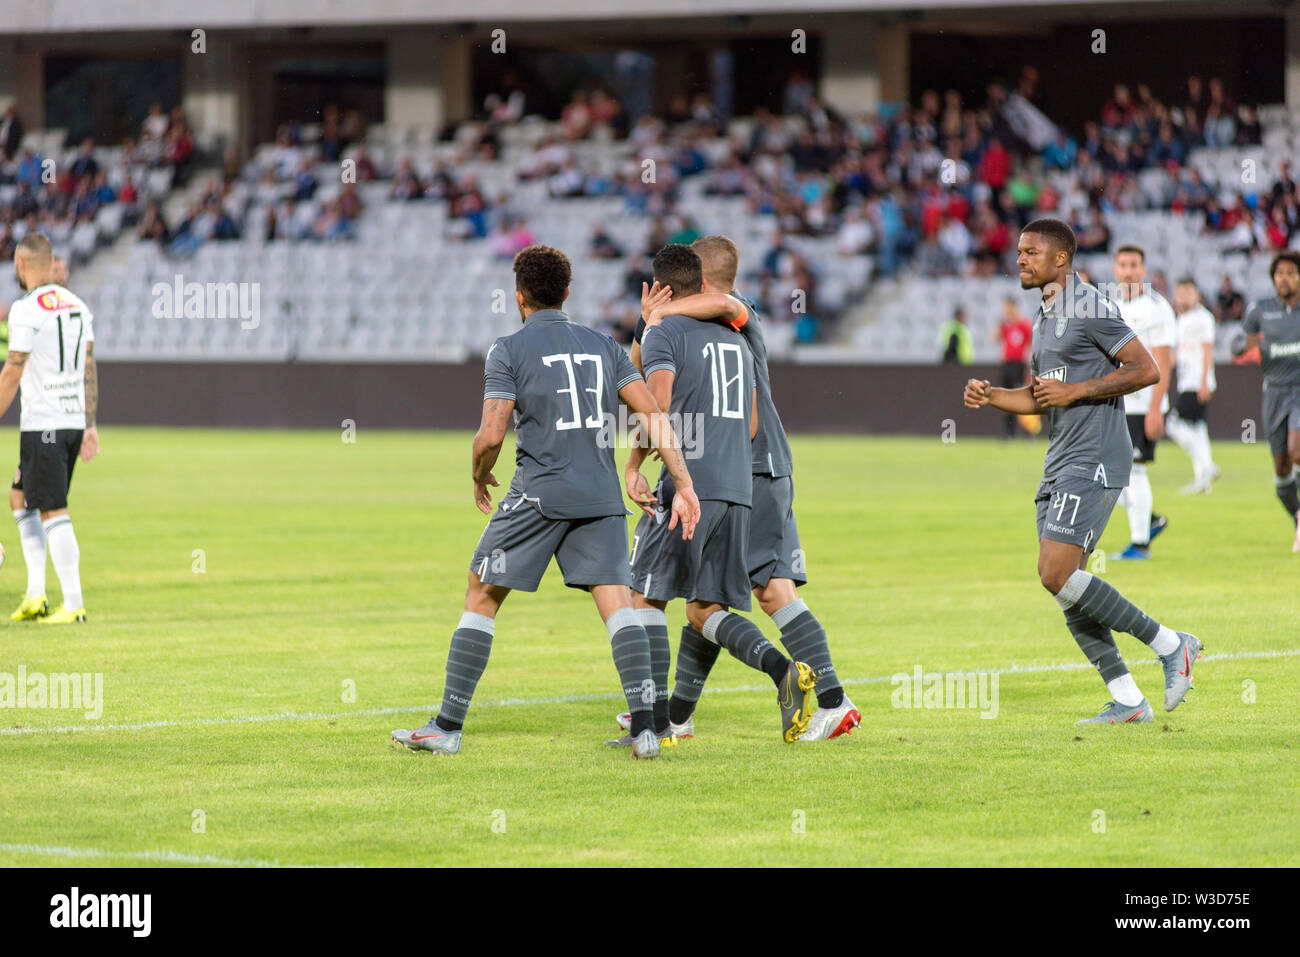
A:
0;842;322;868
2;648;1296;738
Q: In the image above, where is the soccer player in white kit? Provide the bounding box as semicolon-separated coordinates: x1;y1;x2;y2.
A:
1;233;98;623
1166;278;1220;494
1111;244;1176;560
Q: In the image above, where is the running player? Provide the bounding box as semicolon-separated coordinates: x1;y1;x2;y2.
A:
391;245;701;759
617;234;857;742
620;243;817;745
1166;278;1220;495
1236;250;1300;551
2;236;97;623
964;219;1202;724
1110;244;1175;560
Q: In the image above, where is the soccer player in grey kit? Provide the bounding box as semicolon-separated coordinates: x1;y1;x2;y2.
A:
964;219;1204;724
621;244;818;744
1237;251;1300;552
392;245;701;759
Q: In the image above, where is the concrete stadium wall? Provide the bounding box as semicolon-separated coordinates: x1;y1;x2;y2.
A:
29;361;1268;443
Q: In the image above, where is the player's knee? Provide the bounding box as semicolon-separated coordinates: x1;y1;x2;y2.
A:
1289;437;1300;465
8;487;24;511
1276;453;1294;478
754;578;797;616
686;603;722;631
1037;561;1070;595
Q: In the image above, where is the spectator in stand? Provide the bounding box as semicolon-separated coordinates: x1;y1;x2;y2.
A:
561;90;593;141
390;156;423;201
589;224;623;260
1272;161;1297;205
1215;274;1246;324
995;296;1033;436
1235;104;1262;146
1075;206;1110;254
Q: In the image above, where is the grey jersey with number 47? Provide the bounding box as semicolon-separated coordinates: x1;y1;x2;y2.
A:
1031;275;1136;488
642;314;755;505
483;309;641;519
1243;296;1300;390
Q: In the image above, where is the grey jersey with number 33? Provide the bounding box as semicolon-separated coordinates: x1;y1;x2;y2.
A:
1031;275;1137;488
483;309;641;519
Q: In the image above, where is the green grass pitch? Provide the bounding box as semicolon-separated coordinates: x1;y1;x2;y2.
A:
0;428;1296;867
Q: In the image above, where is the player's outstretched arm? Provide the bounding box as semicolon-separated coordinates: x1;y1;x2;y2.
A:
647;293;748;331
0;350;27;421
80;342;99;461
471;397;514;514
619;376;699;539
965;379;1044;414
1036;336;1159;408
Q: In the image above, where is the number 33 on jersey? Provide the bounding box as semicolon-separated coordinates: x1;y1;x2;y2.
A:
7;283;95;431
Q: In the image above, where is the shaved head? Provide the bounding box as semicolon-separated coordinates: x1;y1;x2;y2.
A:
13;232;54;291
691;234;740;291
16;232;52;264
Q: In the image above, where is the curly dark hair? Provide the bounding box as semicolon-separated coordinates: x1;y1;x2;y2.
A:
1270;250;1300;280
513;244;571;310
652;243;703;296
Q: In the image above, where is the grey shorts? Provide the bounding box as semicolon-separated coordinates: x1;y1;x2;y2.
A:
629;495;752;610
470;501;632;592
1262;383;1300;457
1035;468;1123;555
748;473;806;587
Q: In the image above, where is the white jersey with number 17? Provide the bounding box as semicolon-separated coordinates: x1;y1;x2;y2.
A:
7;283;95;432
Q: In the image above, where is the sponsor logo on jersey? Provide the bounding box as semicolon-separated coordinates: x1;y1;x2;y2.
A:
35;289;78;311
1270;341;1300;358
1039;365;1067;382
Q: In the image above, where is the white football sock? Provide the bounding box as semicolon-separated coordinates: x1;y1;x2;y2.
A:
1106;673;1144;707
43;516;82;611
13;508;46;599
1150;625;1180;656
1125;464;1153;545
1192;423;1215;483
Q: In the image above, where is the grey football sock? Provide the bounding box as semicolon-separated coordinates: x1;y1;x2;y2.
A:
1276;473;1300;522
1061;606;1128;683
607;607;654;737
771;599;843;708
703;610;788;687
668;625;719;724
436;612;494;731
638;607;671;733
1056;570;1160;645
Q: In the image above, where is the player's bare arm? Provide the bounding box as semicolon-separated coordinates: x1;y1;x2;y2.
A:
80;342;100;462
966;379;1045;415
1145;343;1172;440
619;378;699;538
0;350;28;420
1033;336;1159;408
1198;341;1214;403
471;396;514;514
647;292;748;331
750;385;758;439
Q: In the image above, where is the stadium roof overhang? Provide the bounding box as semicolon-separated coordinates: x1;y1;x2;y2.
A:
0;0;1284;35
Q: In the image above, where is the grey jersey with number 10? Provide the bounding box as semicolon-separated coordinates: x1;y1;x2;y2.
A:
642;314;755;505
1031;275;1136;488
